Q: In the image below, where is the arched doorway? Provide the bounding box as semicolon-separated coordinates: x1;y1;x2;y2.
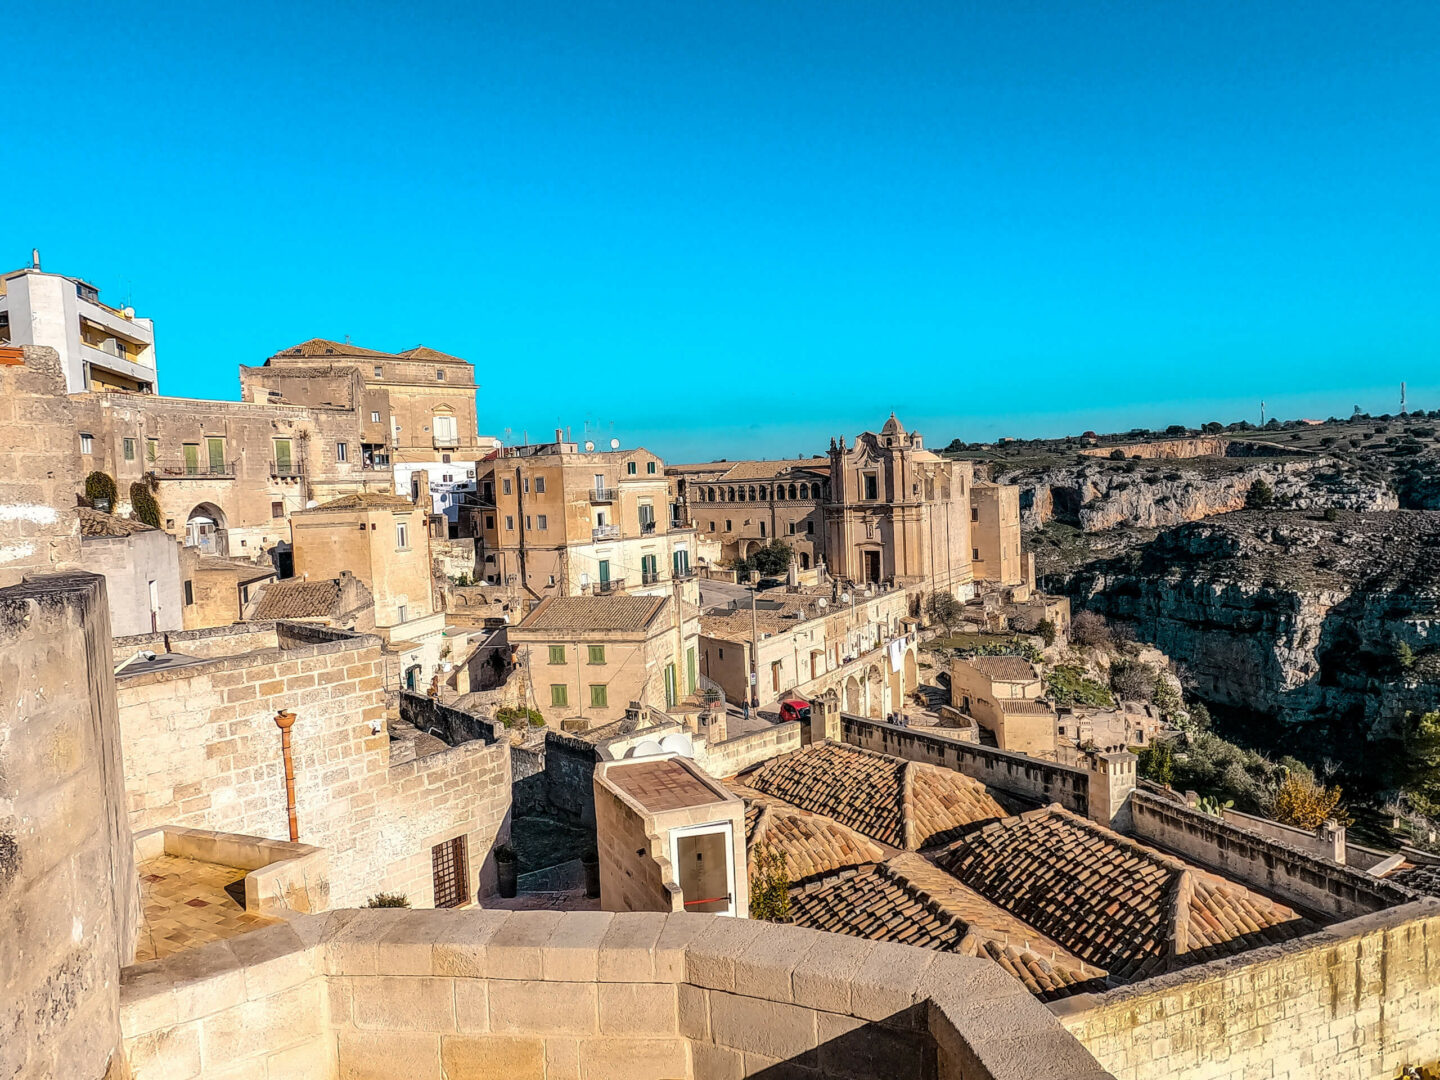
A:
185;502;228;556
844;675;861;715
866;666;883;718
904;647;919;699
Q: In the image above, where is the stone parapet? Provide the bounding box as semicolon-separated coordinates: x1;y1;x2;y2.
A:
119;909;1118;1079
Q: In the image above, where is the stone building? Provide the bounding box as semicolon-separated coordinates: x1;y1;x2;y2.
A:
0;257;157;392
77;506;185;636
471;434;699;605
509;594;702;723
969;481;1023;586
949;655;1058;756
670;457;831;569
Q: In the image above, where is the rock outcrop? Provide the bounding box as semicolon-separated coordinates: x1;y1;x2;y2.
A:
1058;511;1440;746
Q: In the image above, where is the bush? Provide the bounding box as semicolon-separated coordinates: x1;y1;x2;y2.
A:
748;842;791;922
1045;664;1114;708
363;892;411;908
1322;507;1339;522
1270;773;1347;829
1109;449;1126;460
84;471;118;511
1110;659;1157;703
1070;610;1111;647
1137;743;1174;785
1244;479;1275;510
129;481;162;528
496;706;544;728
1396;642;1417;670
1171;733;1286;813
1035;619;1058;647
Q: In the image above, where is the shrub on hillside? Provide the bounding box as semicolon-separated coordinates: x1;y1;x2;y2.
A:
1069;610;1111;647
1109;659;1157;703
84;471;118;511
1045;664;1114;708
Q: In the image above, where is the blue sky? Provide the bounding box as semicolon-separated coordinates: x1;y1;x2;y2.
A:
11;2;1440;461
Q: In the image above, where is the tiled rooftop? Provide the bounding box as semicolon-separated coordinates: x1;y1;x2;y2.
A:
1390;863;1440;896
134;854;277;961
606;758;727;813
960;656;1040;682
517;595;667;634
930;805;1311;980
740;742;1006;850
787;854;1103;1001
300;492;417;512
996;699;1057;715
79;506;155;539
250;578;341;620
739;788;885;882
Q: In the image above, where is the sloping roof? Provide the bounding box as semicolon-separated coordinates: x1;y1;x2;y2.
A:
79;507;156;539
997;699;1057;715
739;742;1006;850
297;493;416;513
930;805;1310;980
786;854;1102;1001
250;579;341;621
738;788;885;882
605;758;726;813
399;345;469;364
271;338;397;360
716;459;829;482
961;656;1040;682
516;595;667;634
1389;863;1440;897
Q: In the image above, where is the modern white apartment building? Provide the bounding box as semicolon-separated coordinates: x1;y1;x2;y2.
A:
0;254;157;394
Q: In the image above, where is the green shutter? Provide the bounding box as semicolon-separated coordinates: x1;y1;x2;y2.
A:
687;647;697;695
590;684;608;708
548;645;566;665
207;437;225;470
550;684;568;707
183;443;199;473
664;664;677;708
588;645;605;664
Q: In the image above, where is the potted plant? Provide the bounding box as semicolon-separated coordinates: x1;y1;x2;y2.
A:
582;846;600;899
495;842;518;898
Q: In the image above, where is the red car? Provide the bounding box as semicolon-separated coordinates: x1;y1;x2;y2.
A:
778;698;812;724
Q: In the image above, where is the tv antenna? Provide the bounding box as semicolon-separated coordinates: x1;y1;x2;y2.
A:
1401;382;1408;415
1260;400;1266;426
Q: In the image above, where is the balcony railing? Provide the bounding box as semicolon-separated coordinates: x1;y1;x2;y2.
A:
270;461;302;478
161;461;237;478
433;434;459;449
592;524;620;541
673;565;697;580
594;578;625;595
641;571;661;585
640;520;657;535
589;487;618;503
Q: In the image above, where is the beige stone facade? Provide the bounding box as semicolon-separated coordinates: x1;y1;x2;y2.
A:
472;438;700;607
969;482;1023;586
114;621;511;907
671;458;830;570
949;656;1058;755
510;594;702;724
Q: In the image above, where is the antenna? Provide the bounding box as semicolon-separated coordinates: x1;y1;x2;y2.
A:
1401;382;1408;416
1260;400;1266;426
31;248;40;270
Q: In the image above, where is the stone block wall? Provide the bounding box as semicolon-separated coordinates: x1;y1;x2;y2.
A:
0;573;139;1080
1129;791;1414;919
117;628;511;907
119;909;1119;1080
1054;901;1440;1080
698;720;802;778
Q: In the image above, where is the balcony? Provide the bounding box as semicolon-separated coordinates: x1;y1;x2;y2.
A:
270;461;303;478
592;524;620;541
589;487;618;503
673;564;697;580
640;520;657;535
641;571;661;585
594;578;625;595
161;461;236;479
432;434;459;449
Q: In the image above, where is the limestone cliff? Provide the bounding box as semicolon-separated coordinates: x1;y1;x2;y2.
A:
1058;511;1440;745
1004;456;1396;534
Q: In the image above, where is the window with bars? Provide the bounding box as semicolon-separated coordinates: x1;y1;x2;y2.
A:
431;835;470;908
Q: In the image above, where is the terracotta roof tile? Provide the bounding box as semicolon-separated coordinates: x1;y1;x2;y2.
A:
740;742;1005;850
516;595;667;634
298;492;416;512
1391;863;1440;896
960;656;1040;682
930;805;1310;980
271;338;397;360
250;579;341;620
738;789;885;883
79;507;155;538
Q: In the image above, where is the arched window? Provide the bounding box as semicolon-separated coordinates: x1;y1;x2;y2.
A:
775;485;785;502
799;483;809;499
789;483;798;500
748;485;757;501
757;485;767;500
727;486;736;502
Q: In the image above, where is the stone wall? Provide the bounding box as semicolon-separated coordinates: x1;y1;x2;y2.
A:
120;909;1118;1080
1054;900;1440;1080
116;625;511;906
1129;791;1414;919
80;527;186;637
0;345;82;587
842;714;1093;818
1;573;138;1080
699;720;803;778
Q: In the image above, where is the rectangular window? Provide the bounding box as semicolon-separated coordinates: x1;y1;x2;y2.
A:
537;514;548;530
535;476;546;493
523;477;530;494
972;548;981;561
396;521;409;549
183;580;194;605
273;438;293;473
788;522;796;534
725;519;732;531
665;664;677;708
627;461;637;475
271;501;284;519
647;461;657;474
687;647;697;694
525;515;532;530
548;645;566;665
373;365;383;378
505;515;515;530
807;521;814;535
863;472;878;500
551;684;569;707
80;433;94;454
760;522;766;538
709;521;716;531
431;836;470;908
336;442;348;462
485;515;495;529
370;410;381;423
207;437;226;472
397;602;408;622
436;368;445;381
146;438;158;463
123;437;136;461
588;645;606;665
502;478;512;495
183;442;199;473
971;507;979;522
433;415;458;444
590;684;608;708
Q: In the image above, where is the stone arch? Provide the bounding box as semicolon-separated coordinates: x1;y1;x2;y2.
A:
844;675;862;715
904;646;918;698
757;485;766;500
799;482;809;499
865;665;884;719
185;502;229;555
775;486;785;501
789;483;798;500
799;552;810;570
727;486;735;502
748;485;757;501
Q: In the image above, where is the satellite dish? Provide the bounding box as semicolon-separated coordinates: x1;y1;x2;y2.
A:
840;592;851;603
659;733;694;758
609;438;620;450
817;598;828;609
629;739;665;759
584;440;595;452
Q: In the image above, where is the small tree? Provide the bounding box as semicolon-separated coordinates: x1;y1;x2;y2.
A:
129;481;162;528
748;843;791;922
84;470;118;511
748;541;793;577
1035;619;1058;647
1402;712;1440;818
926;591;964;635
1396;641;1417;670
1137;743;1174;786
363;892;411;908
1110;659;1157;703
1245;479;1275;510
1270;773;1346;830
1070;610;1111;647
